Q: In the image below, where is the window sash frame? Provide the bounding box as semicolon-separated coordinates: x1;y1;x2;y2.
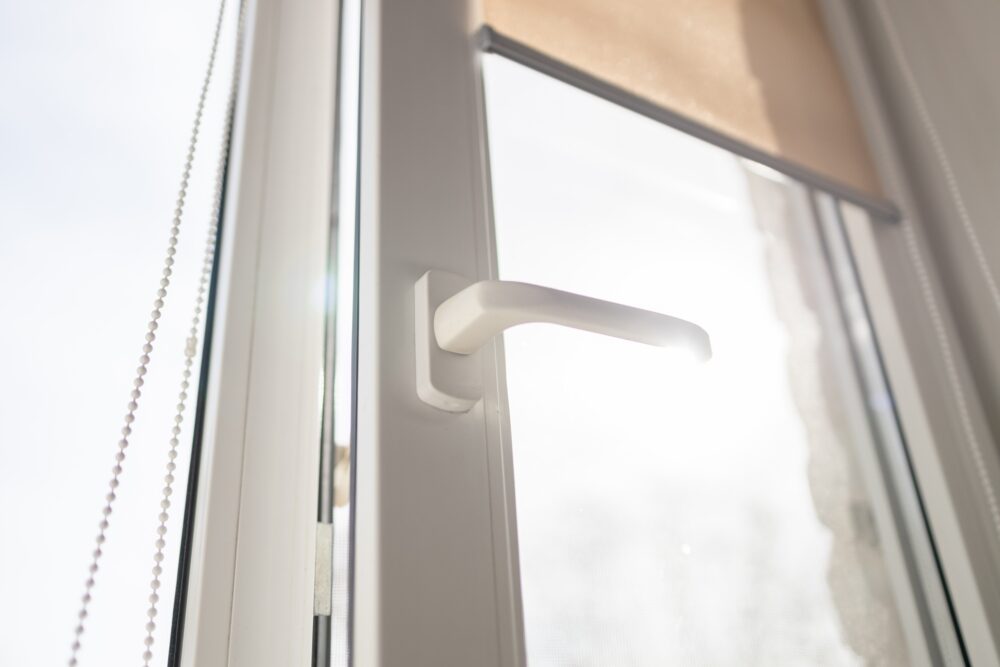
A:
357;0;1000;664
351;1;523;664
178;0;336;664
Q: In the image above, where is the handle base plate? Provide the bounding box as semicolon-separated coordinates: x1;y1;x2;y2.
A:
415;270;483;412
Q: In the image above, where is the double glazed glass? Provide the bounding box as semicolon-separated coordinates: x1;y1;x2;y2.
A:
484;55;929;666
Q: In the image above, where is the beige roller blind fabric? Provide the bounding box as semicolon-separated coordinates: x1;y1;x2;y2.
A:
482;0;882;197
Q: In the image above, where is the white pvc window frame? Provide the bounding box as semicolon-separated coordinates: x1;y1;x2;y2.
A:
177;0;336;664
172;0;1000;665
821;3;1000;664
351;1;523;664
352;1;1000;665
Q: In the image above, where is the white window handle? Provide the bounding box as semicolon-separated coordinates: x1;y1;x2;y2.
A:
416;270;711;412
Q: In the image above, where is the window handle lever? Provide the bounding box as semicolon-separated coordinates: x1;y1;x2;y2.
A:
416;270;711;412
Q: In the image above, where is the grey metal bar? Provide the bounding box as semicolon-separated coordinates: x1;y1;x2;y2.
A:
477;25;900;222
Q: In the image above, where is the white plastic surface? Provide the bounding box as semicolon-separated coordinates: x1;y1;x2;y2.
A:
416;269;711;412
415;270;483;412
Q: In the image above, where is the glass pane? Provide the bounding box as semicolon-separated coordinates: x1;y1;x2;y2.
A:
0;3;239;665
484;55;925;666
317;0;361;664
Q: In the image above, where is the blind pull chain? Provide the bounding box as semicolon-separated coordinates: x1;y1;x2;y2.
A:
140;2;247;663
69;1;232;664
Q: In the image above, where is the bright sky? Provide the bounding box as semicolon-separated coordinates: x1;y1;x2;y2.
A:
0;2;238;665
483;54;910;665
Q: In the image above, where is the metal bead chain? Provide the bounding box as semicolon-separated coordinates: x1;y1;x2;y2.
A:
68;1;230;665
140;1;247;664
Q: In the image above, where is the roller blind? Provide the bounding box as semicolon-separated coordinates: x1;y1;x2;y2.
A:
481;0;882;197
